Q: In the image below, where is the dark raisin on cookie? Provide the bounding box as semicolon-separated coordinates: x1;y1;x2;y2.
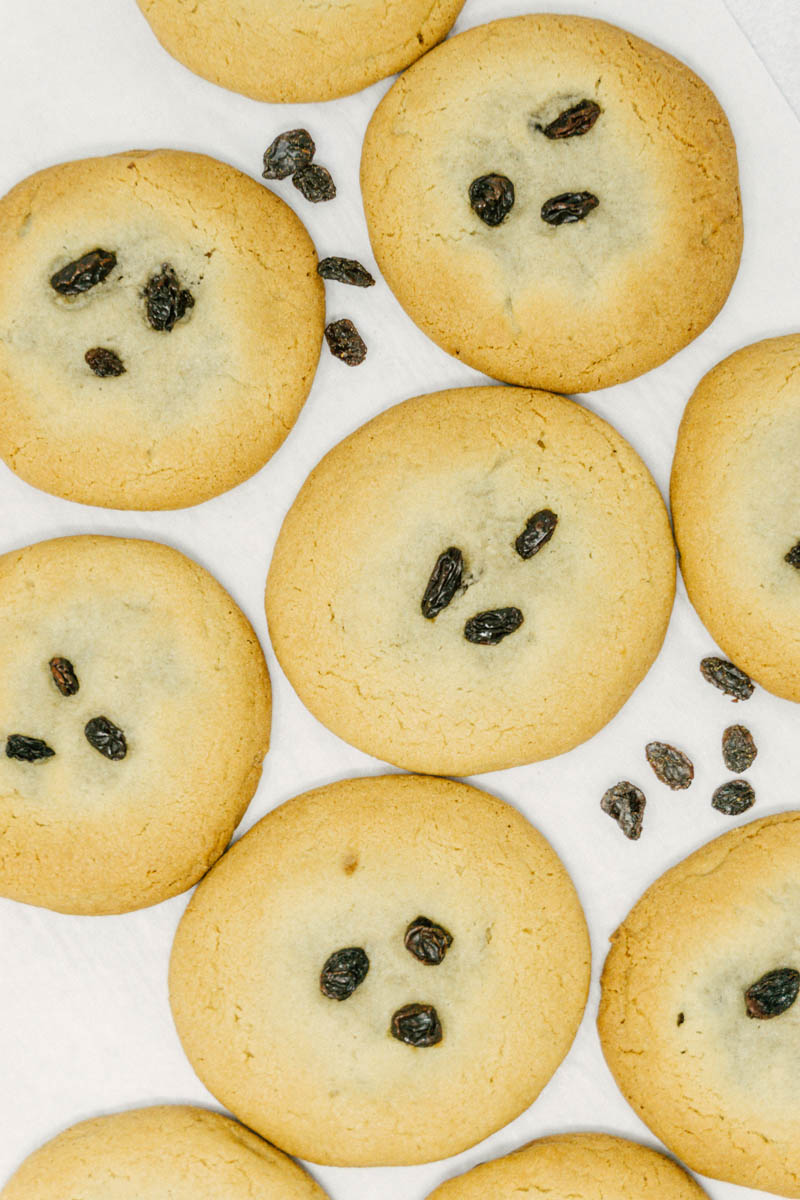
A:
468;174;515;226
49;657;79;696
700;656;754;701
784;540;800;567
84;716;127;761
711;779;755;816
541;192;599;225
537;99;602;139
515;509;557;559
6;734;55;762
721;725;757;773
404;917;453;964
320;947;370;1000
745;968;800;1019
421;548;463;619
292;164;336;203
143;263;194;332
85;347;125;377
50;248;116;295
317;257;375;287
262;128;315;179
325;319;366;365
390;1003;442;1046
464;607;523;645
600;781;646;840
645;742;694;790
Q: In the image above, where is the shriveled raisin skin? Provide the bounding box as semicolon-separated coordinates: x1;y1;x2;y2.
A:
541;192;599;225
85;716;127;761
320;947;369;1000
645;742;694;790
421;548;463;619
317;258;375;288
712;779;755;816
745;968;800;1019
700;657;754;701
600;781;646;840
722;725;757;773
464;607;523;645
293;164;336;203
6;734;55;762
262;129;315;180
85;347;125;377
784;541;800;567
325;319;366;366
50;248;116;295
49;657;79;696
143;263;194;333
390;1003;442;1047
405;917;453;964
516;509;557;559
468;175;515;227
538;100;601;139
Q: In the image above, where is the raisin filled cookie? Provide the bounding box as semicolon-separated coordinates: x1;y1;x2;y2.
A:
0;1106;326;1200
361;13;742;392
599;811;800;1196
265;385;675;775
169;774;590;1165
0;149;323;508
0;536;270;914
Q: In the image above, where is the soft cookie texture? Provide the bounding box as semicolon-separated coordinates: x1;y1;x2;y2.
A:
425;1132;710;1200
361;13;742;392
0;1105;327;1200
599;811;800;1197
265;386;675;775
671;334;800;701
0;149;323;508
169;774;591;1166
136;0;466;102
0;536;270;914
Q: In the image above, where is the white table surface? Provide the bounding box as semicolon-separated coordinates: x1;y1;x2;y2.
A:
1;1;799;1198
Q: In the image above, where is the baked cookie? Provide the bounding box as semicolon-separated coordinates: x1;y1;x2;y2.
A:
599;811;800;1196
265;386;675;775
0;536;270;914
361;13;742;393
671;334;800;701
425;1132;710;1200
0;1105;327;1200
0;149;323;509
136;0;466;102
169;774;591;1165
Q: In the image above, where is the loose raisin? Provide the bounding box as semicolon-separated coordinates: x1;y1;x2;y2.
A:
50;248;116;295
325;319;366;365
292;164;336;203
262;128;315;180
745;968;800;1019
538;99;602;139
712;779;755;816
700;657;754;701
722;725;757;773
317;257;375;287
49;657;79;696
645;742;694;790
515;509;558;559
541;192;599;225
600;781;646;840
143;263;194;332
85;347;125;377
421;548;463;619
464;607;523;645
390;1003;442;1047
784;541;800;567
468;174;515;227
5;734;55;762
320;947;369;1000
84;716;127;760
404;917;453;965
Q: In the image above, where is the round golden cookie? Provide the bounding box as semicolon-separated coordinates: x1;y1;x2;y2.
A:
136;0;466;102
426;1132;710;1200
599;811;800;1196
0;149;323;509
265;385;675;775
361;13;742;393
671;333;800;701
0;536;270;914
169;774;591;1165
0;1105;327;1200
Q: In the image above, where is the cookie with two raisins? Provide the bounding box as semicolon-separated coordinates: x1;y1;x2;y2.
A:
169;774;590;1165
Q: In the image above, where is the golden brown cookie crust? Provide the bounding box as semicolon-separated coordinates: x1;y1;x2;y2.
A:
361;13;742;392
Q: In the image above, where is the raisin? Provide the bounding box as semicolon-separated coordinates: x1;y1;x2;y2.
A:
320;947;369;1000
468;174;515;227
541;192;599;225
50;248;116;295
49;657;79;696
262;128;315;179
421;548;463;619
317;257;375;287
722;725;757;773
85;347;125;377
5;734;55;762
784;541;800;567
390;1003;442;1047
645;742;694;790
325;319;366;365
745;968;800;1019
700;657;754;701
404;917;453;965
464;607;523;645
676;1012;685;1026
292;164;336;203
84;716;127;760
600;781;646;840
538;99;602;139
712;779;755;816
515;509;558;559
143;263;194;332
